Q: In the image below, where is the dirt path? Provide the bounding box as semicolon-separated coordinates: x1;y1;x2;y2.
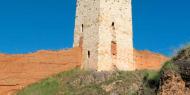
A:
0;47;81;95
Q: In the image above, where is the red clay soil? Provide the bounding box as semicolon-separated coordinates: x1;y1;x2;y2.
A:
0;47;169;95
0;47;82;95
134;49;169;70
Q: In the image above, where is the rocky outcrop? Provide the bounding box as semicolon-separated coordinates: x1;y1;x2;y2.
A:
174;61;190;87
159;70;186;95
173;46;190;62
173;46;190;87
159;46;190;95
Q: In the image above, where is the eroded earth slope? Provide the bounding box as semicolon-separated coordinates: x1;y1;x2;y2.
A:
0;47;81;95
0;47;168;95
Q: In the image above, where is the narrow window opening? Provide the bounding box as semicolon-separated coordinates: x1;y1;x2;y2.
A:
111;22;115;30
82;24;84;32
88;51;90;58
112;22;114;27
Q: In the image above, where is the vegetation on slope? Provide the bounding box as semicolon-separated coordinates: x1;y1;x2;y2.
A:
17;68;162;95
158;45;190;95
17;45;190;95
16;60;177;95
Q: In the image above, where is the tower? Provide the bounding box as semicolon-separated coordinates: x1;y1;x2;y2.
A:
73;0;134;71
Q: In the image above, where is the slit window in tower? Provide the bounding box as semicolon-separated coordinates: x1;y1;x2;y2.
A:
111;22;115;30
88;51;90;58
82;24;84;32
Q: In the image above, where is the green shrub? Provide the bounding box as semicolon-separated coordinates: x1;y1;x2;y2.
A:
161;61;178;72
17;77;59;95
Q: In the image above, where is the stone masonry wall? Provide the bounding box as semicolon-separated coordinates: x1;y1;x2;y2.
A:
99;0;134;71
74;0;134;71
74;0;100;70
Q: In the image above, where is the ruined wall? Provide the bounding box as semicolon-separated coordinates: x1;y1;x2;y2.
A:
134;49;169;70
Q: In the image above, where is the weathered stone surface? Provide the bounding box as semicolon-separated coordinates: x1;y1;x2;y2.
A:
173;46;190;62
172;47;190;87
159;70;186;95
74;0;134;71
174;61;190;87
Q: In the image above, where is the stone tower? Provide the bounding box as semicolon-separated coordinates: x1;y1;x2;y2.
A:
73;0;134;71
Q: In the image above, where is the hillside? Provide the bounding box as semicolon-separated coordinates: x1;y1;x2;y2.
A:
16;46;190;95
17;68;161;95
0;47;168;95
0;47;81;95
158;46;190;95
134;49;169;70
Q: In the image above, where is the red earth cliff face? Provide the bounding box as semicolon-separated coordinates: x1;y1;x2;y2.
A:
0;47;82;95
0;47;168;95
134;49;169;70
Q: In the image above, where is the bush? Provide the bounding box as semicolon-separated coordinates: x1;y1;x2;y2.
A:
17;77;59;95
160;61;178;72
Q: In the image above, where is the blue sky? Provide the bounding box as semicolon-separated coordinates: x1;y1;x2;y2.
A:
0;0;189;56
